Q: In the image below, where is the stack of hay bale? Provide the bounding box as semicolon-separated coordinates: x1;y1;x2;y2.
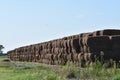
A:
7;29;120;66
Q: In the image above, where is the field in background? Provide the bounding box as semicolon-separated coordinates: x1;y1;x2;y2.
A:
0;55;120;80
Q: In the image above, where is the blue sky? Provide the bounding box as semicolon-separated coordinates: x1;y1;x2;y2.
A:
0;0;120;52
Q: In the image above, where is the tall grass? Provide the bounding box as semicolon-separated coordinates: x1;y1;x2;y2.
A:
58;59;120;80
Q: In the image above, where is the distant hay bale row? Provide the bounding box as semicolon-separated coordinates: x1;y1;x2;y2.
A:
7;29;120;67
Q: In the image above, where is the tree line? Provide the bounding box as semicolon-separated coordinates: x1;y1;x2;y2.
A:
0;45;4;54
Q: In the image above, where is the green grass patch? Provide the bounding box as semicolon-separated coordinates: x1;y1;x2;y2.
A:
0;56;66;80
0;55;8;61
0;64;67;80
0;56;120;80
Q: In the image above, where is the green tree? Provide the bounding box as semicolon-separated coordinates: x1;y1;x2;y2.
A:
0;45;4;54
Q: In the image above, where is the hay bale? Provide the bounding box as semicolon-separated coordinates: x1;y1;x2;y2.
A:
63;40;68;48
67;53;72;62
111;36;120;50
54;48;59;54
78;53;85;67
91;31;101;36
87;36;111;52
100;29;120;36
70;39;80;53
72;53;78;64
